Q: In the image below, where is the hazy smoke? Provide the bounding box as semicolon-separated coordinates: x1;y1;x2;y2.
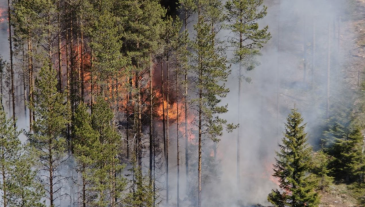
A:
164;0;357;206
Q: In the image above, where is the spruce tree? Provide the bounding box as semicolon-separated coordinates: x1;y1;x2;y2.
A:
327;127;364;183
28;66;70;207
268;109;319;207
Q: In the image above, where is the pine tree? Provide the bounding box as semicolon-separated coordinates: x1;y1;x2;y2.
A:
268;109;320;207
28;66;70;207
10;146;45;207
225;0;271;183
191;0;236;206
89;97;127;207
0;105;44;207
125;162;156;207
0;105;20;207
72;101;99;207
178;0;196;195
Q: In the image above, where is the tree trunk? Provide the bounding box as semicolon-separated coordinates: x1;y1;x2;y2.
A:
8;0;15;127
82;164;86;207
312;19;316;87
160;60;167;202
49;138;54;207
150;54;153;183
183;13;189;195
198;3;202;206
176;67;180;207
2;155;7;207
22;47;27;116
58;0;62;92
166;58;170;204
28;35;33;131
326;23;331;119
137;71;142;168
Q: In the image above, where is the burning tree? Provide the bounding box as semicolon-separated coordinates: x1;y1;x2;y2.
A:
268;108;319;207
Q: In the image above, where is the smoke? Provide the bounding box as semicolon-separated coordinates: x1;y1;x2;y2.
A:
215;0;355;205
164;0;359;206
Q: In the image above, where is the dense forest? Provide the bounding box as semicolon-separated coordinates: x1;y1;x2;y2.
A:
0;0;364;206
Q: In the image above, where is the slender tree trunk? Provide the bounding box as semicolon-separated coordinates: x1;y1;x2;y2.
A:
82;164;86;207
176;67;180;207
160;60;167;201
237;7;244;186
22;47;27;116
312;19;316;87
28;35;34;131
198;4;202;207
150;54;153;183
49;139;54;207
8;0;15;127
166;58;170;204
2;154;7;207
66;22;71;148
137;71;142;167
80;19;85;102
183;14;189;194
327;23;331;119
58;0;62;92
126;77;130;159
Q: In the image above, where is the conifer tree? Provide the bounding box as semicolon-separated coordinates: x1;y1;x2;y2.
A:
225;0;271;182
10;146;45;207
90;97;127;207
268;109;319;207
178;0;196;193
191;0;235;206
308;151;333;192
0;105;20;207
28;66;70;207
327;127;364;183
0;104;44;207
125;162;156;207
73;102;99;207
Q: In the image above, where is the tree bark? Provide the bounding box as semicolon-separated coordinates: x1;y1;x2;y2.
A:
58;0;62;92
327;23;331;119
8;0;15;127
176;67;180;207
28;35;34;131
166;57;170;204
183;12;189;195
150;54;153;184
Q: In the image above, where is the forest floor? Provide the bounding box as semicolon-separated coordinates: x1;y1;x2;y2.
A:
319;184;358;207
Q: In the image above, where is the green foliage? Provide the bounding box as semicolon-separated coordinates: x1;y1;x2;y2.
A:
326;127;364;183
225;0;271;67
268;109;320;207
125;163;156;207
191;0;235;142
308;151;334;192
85;97;127;206
28;66;70;205
0;106;44;207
